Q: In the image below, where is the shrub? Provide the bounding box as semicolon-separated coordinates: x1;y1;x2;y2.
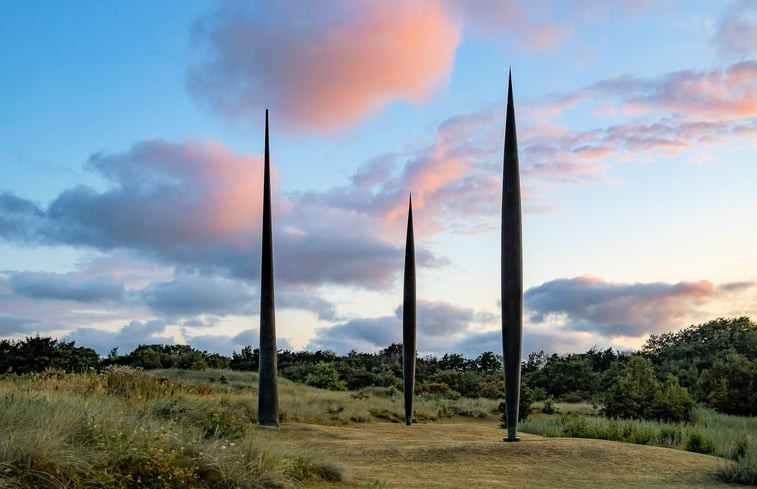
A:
541;396;559;415
650;375;694;422
477;379;504;399
603;355;660;419
304;362;347;391
499;384;535;427
657;426;682;447
685;431;716;455
718;449;757;485
417;382;451;395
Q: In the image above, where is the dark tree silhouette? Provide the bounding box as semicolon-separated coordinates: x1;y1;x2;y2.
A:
402;194;416;425
501;70;523;442
258;109;279;426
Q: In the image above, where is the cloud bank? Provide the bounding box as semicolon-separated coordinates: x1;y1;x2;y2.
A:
525;276;754;336
187;0;461;133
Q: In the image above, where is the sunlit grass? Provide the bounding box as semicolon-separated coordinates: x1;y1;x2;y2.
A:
520;404;757;485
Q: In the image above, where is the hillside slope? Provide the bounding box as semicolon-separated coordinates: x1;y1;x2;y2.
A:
265;420;732;488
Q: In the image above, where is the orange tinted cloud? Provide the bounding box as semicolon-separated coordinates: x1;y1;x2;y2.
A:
596;62;757;121
188;1;461;133
525;276;750;336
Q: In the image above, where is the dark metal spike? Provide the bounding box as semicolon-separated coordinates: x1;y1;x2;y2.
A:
502;72;523;441
258;108;279;426
403;193;416;426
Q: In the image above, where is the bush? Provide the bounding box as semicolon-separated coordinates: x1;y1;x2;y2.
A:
541;396;559;415
304;362;347;391
499;384;535;427
685;431;716;455
0;336;99;374
477;379;504;399
417;382;451;395
650;375;694;422
603;356;659;419
657;426;682;447
604;357;693;422
718;450;757;485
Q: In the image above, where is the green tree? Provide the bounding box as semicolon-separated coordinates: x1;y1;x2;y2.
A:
603;355;660;419
305;361;347;391
696;353;756;416
604;355;693;421
650;374;694;422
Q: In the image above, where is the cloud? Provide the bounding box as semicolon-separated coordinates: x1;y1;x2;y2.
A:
277;291;338;322
714;0;757;58
0;193;44;242
447;327;594;359
0;313;41;336
307;300;489;355
63;319;173;356
524;276;754;336
183;328;292;356
454;0;571;51
307;317;400;355
47;139;262;251
10;271;125;303
596;62;757;120
140;274;255;317
0;139;446;290
187;0;460;133
305;109;505;236
140;271;341;321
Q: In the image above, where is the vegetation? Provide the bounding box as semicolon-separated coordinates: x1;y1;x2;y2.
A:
0;336;99;374
1;317;755;485
4;318;753;422
521;405;757;485
0;368;747;488
0;367;342;488
643;317;757;416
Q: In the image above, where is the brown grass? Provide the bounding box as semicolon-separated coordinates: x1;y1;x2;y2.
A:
260;419;733;489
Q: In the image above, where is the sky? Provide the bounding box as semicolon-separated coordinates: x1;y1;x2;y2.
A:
1;0;756;359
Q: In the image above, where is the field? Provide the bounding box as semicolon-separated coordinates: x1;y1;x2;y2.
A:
0;368;752;488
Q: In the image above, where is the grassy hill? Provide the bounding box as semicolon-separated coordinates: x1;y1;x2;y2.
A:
265;421;731;488
0;368;750;488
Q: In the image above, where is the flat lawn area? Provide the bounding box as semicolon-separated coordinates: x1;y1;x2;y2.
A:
262;419;733;489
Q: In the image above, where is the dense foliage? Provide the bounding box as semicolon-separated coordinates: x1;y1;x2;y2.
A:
642;317;757;416
1;317;754;421
0;335;99;374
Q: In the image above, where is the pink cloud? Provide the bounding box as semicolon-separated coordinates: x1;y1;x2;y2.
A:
79;139;264;249
588;62;757;121
187;1;461;133
453;0;571;51
526;276;752;336
2;138;450;289
714;0;757;58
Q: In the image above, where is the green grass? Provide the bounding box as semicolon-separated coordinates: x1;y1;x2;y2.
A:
520;404;757;485
152;368;501;424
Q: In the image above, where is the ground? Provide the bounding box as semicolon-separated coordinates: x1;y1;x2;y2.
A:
261;419;731;488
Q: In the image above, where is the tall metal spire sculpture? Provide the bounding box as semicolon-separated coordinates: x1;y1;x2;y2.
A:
258;109;279;426
402;194;416;426
501;70;523;442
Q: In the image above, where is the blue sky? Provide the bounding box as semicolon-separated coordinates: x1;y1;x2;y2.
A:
1;0;755;358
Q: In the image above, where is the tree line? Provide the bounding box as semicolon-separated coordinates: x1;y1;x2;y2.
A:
1;317;754;419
